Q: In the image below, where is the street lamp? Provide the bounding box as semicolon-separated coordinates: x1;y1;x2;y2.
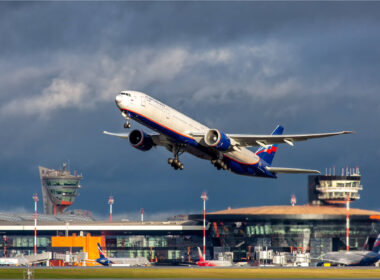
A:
201;192;208;260
108;196;114;222
32;193;39;255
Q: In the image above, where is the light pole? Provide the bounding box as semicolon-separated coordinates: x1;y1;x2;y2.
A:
346;194;350;252
32;193;38;255
201;192;208;260
108;196;114;222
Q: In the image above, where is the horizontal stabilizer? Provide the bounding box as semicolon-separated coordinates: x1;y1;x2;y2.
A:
266;167;320;174
103;131;129;139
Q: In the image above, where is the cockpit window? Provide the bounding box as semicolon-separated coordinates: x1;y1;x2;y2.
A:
120;92;131;96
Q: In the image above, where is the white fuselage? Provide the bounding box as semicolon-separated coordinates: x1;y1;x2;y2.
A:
115;90;260;165
109;256;149;266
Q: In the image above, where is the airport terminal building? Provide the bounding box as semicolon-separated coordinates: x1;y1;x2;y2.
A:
1;168;380;265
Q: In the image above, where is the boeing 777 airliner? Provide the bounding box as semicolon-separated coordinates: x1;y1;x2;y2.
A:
104;90;352;178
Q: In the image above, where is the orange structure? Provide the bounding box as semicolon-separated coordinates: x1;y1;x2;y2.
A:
51;233;105;266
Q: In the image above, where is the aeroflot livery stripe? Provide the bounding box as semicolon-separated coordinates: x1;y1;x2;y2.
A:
223;154;260;166
121;108;261;166
121;108;195;141
256;146;277;155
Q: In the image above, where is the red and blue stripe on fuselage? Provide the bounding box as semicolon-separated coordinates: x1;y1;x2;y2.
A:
123;108;280;178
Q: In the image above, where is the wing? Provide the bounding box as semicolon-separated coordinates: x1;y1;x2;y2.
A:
103;131;168;147
228;131;353;147
266;167;320;174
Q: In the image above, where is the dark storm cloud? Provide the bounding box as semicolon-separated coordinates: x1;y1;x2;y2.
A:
0;2;380;218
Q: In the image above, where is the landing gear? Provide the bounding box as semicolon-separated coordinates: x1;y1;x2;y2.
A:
124;121;131;129
122;110;131;129
168;158;184;170
168;144;186;171
211;159;228;170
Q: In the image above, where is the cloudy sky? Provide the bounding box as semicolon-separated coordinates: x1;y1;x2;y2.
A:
0;2;379;220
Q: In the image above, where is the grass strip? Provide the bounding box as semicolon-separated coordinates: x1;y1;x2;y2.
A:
1;267;380;279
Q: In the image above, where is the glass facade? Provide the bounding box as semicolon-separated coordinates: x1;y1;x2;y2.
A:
104;234;204;262
1;215;380;264
0;235;51;257
205;218;380;262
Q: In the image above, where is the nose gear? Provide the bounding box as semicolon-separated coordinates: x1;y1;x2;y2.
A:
122;110;131;129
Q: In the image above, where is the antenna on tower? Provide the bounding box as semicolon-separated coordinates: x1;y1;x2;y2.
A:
291;194;296;207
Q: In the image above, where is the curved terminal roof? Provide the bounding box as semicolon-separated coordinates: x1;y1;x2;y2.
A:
0;212;95;223
210;205;380;216
198;205;380;221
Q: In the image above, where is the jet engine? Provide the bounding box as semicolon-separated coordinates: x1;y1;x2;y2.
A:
129;129;153;151
204;129;231;151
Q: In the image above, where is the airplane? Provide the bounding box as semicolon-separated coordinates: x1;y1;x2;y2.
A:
96;243;149;267
196;247;232;267
0;256;29;266
104;90;353;178
0;252;51;266
316;234;380;266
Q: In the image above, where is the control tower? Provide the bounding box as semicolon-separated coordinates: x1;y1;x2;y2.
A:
38;163;82;215
308;167;362;206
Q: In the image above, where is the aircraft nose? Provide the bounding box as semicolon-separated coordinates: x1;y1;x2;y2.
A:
115;94;123;105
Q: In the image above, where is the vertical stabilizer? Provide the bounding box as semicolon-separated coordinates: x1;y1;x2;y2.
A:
255;125;284;166
97;243;106;259
372;234;380;253
197;247;205;262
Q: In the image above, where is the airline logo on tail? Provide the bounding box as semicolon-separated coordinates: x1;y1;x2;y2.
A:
196;247;215;266
96;243;113;266
196;246;232;267
255;125;284;166
372;234;380;253
197;247;205;262
98;243;106;258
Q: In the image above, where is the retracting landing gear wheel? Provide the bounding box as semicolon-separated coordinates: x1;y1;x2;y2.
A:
124;122;131;129
168;157;184;171
212;158;228;171
168;144;186;171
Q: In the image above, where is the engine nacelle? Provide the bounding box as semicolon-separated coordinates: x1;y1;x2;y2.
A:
204;129;231;151
129;129;153;151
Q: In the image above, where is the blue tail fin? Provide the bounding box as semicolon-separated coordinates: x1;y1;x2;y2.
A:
255;125;284;166
372;234;380;253
96;243;113;266
98;243;106;258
